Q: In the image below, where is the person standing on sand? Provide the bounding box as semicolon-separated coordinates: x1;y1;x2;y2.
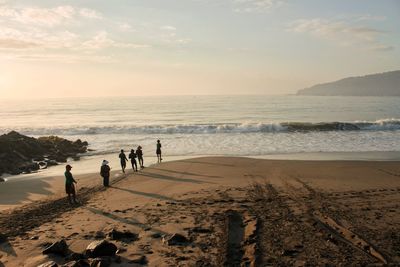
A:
129;149;138;172
119;149;128;173
65;164;78;204
100;160;111;187
156;139;162;163
137;146;144;169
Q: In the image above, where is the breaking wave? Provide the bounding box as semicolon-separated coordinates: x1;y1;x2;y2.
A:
2;119;400;136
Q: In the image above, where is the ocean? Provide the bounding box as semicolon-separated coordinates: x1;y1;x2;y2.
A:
1;95;400;158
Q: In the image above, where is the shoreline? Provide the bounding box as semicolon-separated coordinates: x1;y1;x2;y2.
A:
1;157;400;265
1;155;400;212
3;150;400;181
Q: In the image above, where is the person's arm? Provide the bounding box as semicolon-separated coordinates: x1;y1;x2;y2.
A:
67;172;77;183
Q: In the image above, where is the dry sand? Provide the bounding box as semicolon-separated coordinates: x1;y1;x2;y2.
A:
1;157;400;266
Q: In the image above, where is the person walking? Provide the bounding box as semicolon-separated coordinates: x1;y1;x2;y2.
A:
119;149;128;173
100;160;111;187
64;164;78;204
137;146;144;169
156;139;162;163
129;149;138;172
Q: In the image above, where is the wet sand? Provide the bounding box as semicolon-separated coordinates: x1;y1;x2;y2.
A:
1;157;400;266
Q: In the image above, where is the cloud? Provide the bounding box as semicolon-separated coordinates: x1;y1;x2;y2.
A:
81;31;149;50
0;5;101;26
0;26;79;50
0;38;38;49
118;23;134;32
288;18;394;52
233;0;285;13
160;25;177;31
79;8;102;19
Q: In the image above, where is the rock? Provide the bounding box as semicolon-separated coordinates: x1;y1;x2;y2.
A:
129;255;147;264
85;240;117;258
190;227;212;234
0;131;88;176
62;260;90;267
108;229;138;242
0;177;4;182
162;233;189;246
65;252;86;261
90;257;111;267
94;231;105;239
42;239;68;256
37;261;58;267
150;233;162;239
46;159;58;166
0;233;7;243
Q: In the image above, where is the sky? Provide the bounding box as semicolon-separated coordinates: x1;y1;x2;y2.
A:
0;0;399;98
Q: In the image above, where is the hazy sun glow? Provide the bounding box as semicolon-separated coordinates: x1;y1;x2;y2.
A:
0;0;399;98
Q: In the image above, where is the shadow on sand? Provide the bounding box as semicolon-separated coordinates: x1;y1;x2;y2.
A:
111;186;177;202
152;167;221;179
85;206;168;235
0;176;55;205
0;239;17;257
139;171;214;185
182;160;235;167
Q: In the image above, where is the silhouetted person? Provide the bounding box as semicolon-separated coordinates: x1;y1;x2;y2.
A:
100;160;111;187
156;139;162;163
119;149;128;173
137;146;144;169
64;164;78;204
129;149;138;172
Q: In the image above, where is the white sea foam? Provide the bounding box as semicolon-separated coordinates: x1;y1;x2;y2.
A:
1;95;400;156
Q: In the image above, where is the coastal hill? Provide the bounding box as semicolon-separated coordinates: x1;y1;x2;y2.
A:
297;70;400;96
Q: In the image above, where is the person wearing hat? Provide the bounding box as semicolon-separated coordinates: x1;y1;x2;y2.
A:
100;160;111;187
119;149;128;173
64;164;78;204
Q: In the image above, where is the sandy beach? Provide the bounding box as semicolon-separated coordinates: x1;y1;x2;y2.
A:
1;157;400;266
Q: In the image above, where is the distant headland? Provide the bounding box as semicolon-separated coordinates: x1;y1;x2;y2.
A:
297;70;400;96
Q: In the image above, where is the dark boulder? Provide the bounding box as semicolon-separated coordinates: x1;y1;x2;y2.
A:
62;260;90;267
107;229;138;242
42;239;68;256
162;233;189;246
85;240;117;258
0;131;88;176
37;261;58;267
89;257;111;267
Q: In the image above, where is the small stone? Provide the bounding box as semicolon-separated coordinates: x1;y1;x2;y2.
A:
38;261;58;267
129;255;147;264
108;229;138;242
62;260;90;267
162;233;189;246
85;240;117;258
150;233;162;239
42;239;68;256
90;257;111;267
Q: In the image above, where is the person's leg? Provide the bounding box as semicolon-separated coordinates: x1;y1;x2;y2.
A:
72;184;78;203
67;193;72;204
105;176;109;187
134;161;137;171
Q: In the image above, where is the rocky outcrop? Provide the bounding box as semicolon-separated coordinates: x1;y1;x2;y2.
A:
0;131;88;176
